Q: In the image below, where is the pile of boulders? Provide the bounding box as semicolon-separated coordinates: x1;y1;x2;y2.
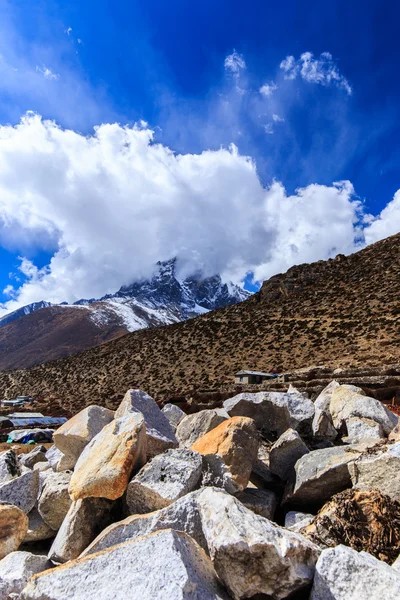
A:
0;383;399;599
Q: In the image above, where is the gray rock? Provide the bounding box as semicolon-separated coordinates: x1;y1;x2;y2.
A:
19;446;47;470
161;403;186;429
310;545;400;599
53;405;114;465
350;442;400;501
344;417;384;443
285;511;315;528
234;488;277;519
288;445;365;506
22;529;230;600
223;390;315;437
33;461;51;473
196;487;319;599
24;507;55;543
312;381;339;440
115;389;178;458
38;471;72;530
329;386;398;435
48;497;113;564
82;490;207;556
0;450;21;483
175;409;227;449
126;448;202;514
0;468;39;513
0;504;29;560
45;446;75;472
269;428;309;481
0;551;51;598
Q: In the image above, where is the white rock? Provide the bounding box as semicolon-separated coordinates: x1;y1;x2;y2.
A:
269;428;309;481
38;471;72;530
33;461;51;473
115;389;178;457
285;511;315;532
344;416;384;443
196;487;319;599
45;446;75;472
234;488;277;519
126;448;202;514
161;403;186;429
24;507;55;543
312;381;339;440
0;551;51;598
393;555;400;571
0;450;21;483
350;442;400;501
21;529;230;600
19;446;47;470
53;405;114;466
0;468;39;513
176;409;227;448
0;504;28;560
310;545;400;599
48;497;113;563
223;390;315;437
329;386;398;435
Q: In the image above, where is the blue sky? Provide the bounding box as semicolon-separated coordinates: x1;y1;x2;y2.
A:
0;0;399;312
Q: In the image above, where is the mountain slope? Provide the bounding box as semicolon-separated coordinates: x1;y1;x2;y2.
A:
0;232;398;412
0;259;250;370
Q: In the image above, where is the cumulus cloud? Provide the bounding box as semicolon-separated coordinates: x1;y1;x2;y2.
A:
280;52;352;95
260;81;278;97
0;112;387;317
364;189;400;244
36;64;60;80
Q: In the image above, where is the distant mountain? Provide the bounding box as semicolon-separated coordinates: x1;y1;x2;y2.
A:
0;259;250;370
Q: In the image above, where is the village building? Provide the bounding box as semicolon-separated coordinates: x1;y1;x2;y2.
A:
234;370;279;385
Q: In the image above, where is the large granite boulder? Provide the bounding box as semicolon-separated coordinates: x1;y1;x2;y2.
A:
161;403;186;430
344;416;384;443
312;381;339;440
126;448;202;514
19;446;47;470
38;471;72;530
350;442;400;501
176;409;227;448
24;507;55;543
0;468;39;513
53;405;114;466
329;386;398;435
0;551;51;598
69;413;146;501
48;497;113;564
21;529;230;600
191;416;259;492
234;488;277;519
0;450;21;482
45;445;75;472
115;389;178;458
0;504;28;559
223;390;315;437
269;428;309;481
310;545;400;599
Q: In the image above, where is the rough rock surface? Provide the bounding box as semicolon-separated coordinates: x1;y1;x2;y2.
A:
53;405;114;465
310;545;400;599
0;551;51;598
38;471;72;530
24;507;55;543
69;413;146;501
312;381;339;440
289;445;365;506
0;450;21;482
234;488;277;519
176;409;227;449
350;442;400;501
19;446;47;470
0;468;39;513
45;445;75;472
223;390;315;437
393;555;400;571
329;387;398;434
49;497;113;563
126;449;202;514
269;428;309;481
22;529;230;600
344;416;384;442
115;389;178;458
302;488;400;563
389;423;400;442
161;403;186;430
285;511;315;529
195;487;319;600
82;491;207;556
0;504;28;559
191;416;259;492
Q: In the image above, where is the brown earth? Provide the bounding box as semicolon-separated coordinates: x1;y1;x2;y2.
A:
0;232;398;414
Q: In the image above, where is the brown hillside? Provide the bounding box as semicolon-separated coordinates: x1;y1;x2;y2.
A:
0;233;398;413
0;306;126;370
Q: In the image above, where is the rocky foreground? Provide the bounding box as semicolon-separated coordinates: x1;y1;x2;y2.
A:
0;383;399;598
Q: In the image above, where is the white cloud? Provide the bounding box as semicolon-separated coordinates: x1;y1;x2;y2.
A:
0;112;383;317
224;51;246;76
260;81;278;97
272;114;284;122
36;64;60;80
280;52;352;95
65;27;72;36
364;189;400;244
264;124;274;134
